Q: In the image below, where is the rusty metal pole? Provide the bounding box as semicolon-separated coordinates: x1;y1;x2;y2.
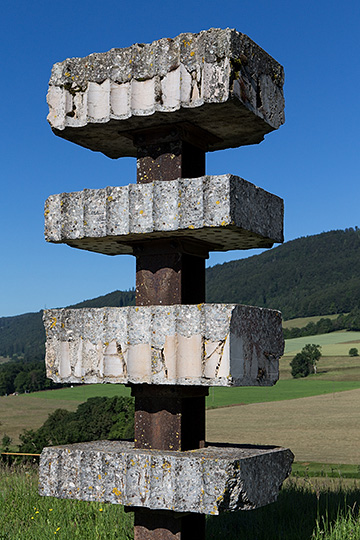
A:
130;126;208;539
40;29;291;540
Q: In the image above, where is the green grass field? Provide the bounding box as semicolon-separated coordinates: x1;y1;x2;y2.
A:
2;351;360;447
283;314;341;329
291;462;360;479
26;377;360;409
32;384;132;401
206;379;360;408
283;330;360;356
2;331;360;465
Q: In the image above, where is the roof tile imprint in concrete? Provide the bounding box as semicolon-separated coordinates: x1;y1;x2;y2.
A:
47;28;284;157
43;304;283;387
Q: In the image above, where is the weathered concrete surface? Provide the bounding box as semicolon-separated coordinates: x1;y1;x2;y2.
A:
39;441;293;514
44;175;283;254
47;28;284;157
43;304;283;386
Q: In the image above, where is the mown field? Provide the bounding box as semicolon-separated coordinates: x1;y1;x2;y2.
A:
283;330;360;356
1;331;360;538
2;378;360;447
207;388;360;464
283;314;340;329
0;332;359;467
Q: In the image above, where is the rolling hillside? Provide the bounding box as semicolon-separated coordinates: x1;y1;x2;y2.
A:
1;227;360;360
207;227;360;319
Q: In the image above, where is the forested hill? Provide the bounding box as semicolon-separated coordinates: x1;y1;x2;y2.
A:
0;290;135;360
207;227;360;319
1;227;360;360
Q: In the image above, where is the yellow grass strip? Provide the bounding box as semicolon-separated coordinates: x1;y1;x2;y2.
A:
283;314;340;329
206;388;360;465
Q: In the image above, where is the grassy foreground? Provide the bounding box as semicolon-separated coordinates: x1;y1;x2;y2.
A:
1;464;359;540
0;464;133;540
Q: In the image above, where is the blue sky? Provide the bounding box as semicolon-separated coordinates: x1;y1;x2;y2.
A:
1;0;359;317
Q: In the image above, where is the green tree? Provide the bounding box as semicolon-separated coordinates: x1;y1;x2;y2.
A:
18;396;134;454
290;344;322;378
1;434;12;451
0;371;15;395
290;352;311;378
349;347;359;357
301;344;322;374
14;371;29;393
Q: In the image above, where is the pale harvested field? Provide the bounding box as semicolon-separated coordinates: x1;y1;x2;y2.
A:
0;395;79;445
206;389;360;464
2;389;360;465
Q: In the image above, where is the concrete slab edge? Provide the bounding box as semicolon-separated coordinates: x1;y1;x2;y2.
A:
44;175;284;254
43;303;283;387
39;440;294;514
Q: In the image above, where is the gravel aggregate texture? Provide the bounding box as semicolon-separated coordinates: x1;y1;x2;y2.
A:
43;304;283;386
44;175;283;254
39;440;293;514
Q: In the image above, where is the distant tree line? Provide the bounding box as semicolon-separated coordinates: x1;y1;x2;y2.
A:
18;396;134;454
0;311;45;359
283;307;360;340
0;358;63;396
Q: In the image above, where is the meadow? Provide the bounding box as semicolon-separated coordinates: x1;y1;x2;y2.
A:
282;314;341;329
1;331;360;538
283;330;360;356
2;330;360;447
207;388;360;464
2;378;360;446
0;463;359;540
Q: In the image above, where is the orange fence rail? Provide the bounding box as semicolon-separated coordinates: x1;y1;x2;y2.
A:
1;452;40;457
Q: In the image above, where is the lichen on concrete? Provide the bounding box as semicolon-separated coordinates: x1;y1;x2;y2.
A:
43;303;283;387
47;28;285;157
44;175;283;254
39;440;294;514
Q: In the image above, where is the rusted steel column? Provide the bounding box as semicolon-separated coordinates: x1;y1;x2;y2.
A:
134;125;206;183
131;129;208;539
131;385;208;451
134;239;208;307
134;510;206;540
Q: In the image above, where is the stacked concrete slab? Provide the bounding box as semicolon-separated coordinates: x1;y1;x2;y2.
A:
40;28;293;540
43;304;283;386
